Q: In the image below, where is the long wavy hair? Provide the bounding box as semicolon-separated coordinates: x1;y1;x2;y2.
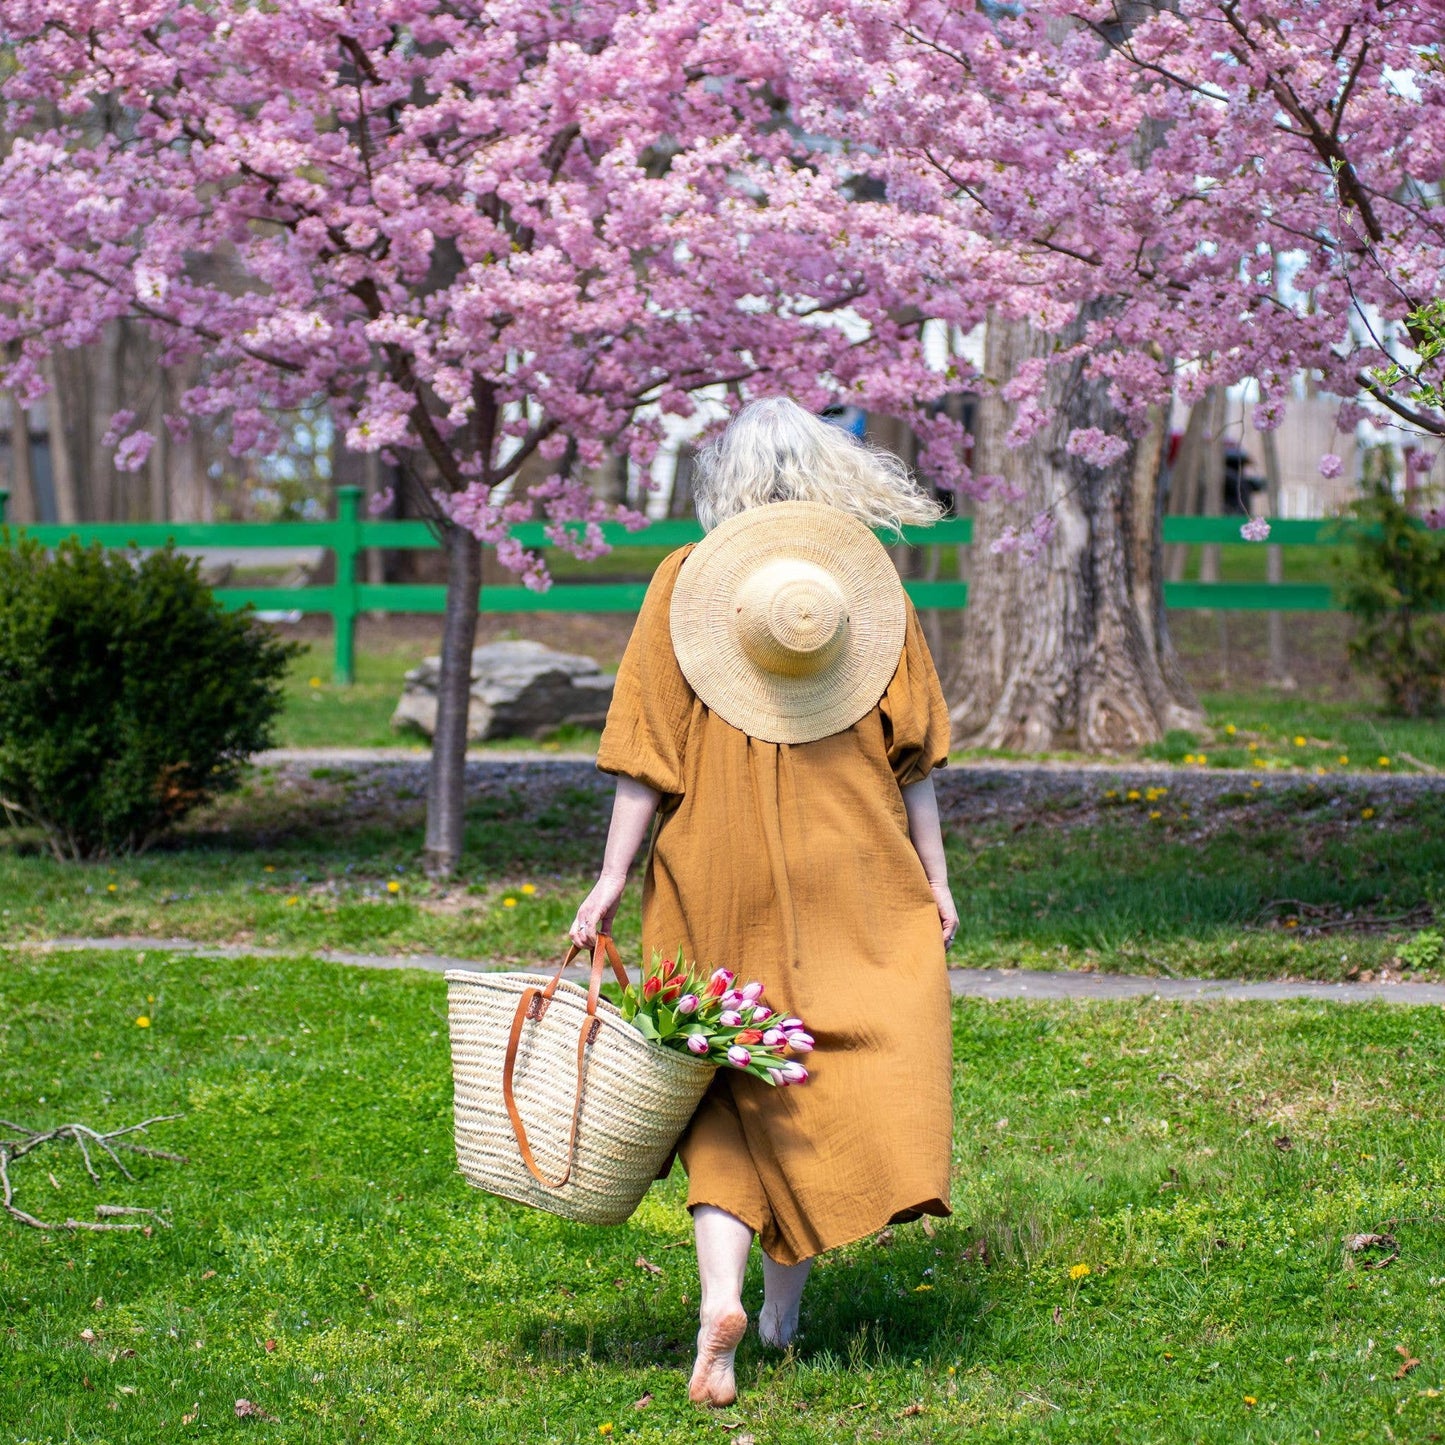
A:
691;397;947;537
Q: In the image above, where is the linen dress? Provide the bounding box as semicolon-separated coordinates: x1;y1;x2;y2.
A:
594;540;954;1266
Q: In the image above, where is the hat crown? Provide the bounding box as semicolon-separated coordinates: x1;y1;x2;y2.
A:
733;558;849;678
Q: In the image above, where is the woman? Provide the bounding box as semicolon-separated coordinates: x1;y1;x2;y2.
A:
568;397;958;1407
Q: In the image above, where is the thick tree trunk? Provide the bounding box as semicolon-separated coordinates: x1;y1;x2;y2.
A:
5;393;36;523
952;310;1204;752
423;521;482;877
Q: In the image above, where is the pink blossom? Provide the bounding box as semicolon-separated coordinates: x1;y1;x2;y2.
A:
719;1010;743;1028
1318;454;1344;479
1064;428;1129;468
778;1018;805;1032
366;486;395;518
686;1034;710;1055
726;1045;752;1068
779;1060;808;1085
785;1031;815;1053
675;993;700;1015
750;1005;772;1022
762;1028;785;1047
113;431;154;473
740;981;764;1002
1240;518;1271;542
1424;509;1445;531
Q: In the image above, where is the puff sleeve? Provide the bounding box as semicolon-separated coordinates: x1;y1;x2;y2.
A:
594;545;698;797
878;593;952;788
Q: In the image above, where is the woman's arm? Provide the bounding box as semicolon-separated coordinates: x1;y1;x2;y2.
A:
568;774;662;947
900;774;958;949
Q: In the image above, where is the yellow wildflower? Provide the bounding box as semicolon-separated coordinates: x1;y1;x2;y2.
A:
1224;723;1237;736
1196;754;1207;766
1126;789;1141;801
520;883;537;894
1247;741;1259;752
135;1015;151;1029
308;676;322;689
599;1427;613;1438
1253;757;1266;768
1361;807;1375;820
503;896;518;908
1182;753;1195;764
284;895;299;907
107;884;117;893
1069;1263;1091;1281
1378;756;1391;767
387;880;401;894
1244;1396;1257;1407
1293;735;1306;747
1284;918;1298;929
1338;755;1349;766
914;1283;933;1292
264;864;276;873
1250;780;1262;789
1149;810;1162;821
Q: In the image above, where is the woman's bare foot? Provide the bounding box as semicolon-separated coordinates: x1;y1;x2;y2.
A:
757;1298;800;1350
688;1306;748;1406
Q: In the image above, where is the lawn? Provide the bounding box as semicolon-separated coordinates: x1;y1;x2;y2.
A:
2;950;1442;1443
2;764;1441;983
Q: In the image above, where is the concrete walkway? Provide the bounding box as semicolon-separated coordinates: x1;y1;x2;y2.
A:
11;936;1445;1005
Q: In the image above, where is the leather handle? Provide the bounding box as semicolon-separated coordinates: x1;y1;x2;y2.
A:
499;934;627;1190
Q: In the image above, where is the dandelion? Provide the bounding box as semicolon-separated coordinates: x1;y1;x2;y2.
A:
135;1015;151;1028
599;1426;613;1437
308;676;322;689
1251;780;1262;789
1126;789;1141;802
520;883;537;895
107;884;117;893
1182;753;1196;765
1361;807;1375;820
1378;756;1391;768
387;881;401;895
147;994;155;1003
1104;789;1118;799
1284;918;1299;929
1224;723;1237;736
1338;755;1349;766
914;1283;933;1292
1149;810;1162;821
1069;1263;1091;1281
1247;741;1259;752
1293;736;1306;747
502;896;517;908
264;864;276;873
1244;1395;1258;1407
1196;755;1207;767
1253;757;1267;769
284;895;300;907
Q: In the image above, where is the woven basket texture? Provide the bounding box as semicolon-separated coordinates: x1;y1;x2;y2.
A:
447;969;715;1225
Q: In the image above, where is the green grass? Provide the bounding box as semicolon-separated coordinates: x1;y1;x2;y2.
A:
1;769;1441;983
2;950;1443;1442
277;649;420;750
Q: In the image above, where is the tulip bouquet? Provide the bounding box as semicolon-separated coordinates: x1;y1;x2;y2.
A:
610;947;814;1087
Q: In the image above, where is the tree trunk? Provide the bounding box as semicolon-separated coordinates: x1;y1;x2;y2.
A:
952;309;1204;752
5;393;36;524
423;521;482;877
42;360;80;524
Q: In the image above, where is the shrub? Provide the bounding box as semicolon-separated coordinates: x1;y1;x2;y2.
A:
0;534;298;858
1333;461;1445;718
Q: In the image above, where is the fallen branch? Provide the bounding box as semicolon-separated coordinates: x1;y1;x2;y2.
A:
0;1115;186;1232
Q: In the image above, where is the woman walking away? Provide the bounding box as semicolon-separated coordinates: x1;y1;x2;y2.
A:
569;397;958;1407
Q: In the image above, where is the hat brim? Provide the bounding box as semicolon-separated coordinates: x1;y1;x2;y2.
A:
669;500;907;745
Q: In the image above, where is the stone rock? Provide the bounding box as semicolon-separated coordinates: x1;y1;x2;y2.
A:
391;638;615;742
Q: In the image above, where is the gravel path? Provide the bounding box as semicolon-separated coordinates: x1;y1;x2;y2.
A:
13;936;1445;1005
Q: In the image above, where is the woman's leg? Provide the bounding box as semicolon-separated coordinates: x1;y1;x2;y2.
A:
758;1254;813;1348
688;1205;753;1406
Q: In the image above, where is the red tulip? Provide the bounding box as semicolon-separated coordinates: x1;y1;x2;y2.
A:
642;976;662;1001
661;978;684;1002
737;1029;764;1045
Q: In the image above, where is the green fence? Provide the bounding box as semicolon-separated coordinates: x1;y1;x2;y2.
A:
0;485;1348;684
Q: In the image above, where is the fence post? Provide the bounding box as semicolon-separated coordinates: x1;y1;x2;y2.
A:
333;485;362;685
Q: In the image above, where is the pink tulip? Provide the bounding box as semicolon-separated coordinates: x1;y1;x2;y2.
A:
762;1028;785;1047
786;1031;814;1053
750;1005;772;1022
675;993;700;1015
740;981;764;1002
720;989;743;1008
704;970;733;999
767;1068;786;1086
719;1009;743;1027
780;1060;808;1084
727;1045;752;1068
686;1034;710;1055
779;1017;805;1032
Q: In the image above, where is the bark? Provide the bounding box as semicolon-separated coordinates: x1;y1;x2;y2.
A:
952;309;1204;752
41;359;80;524
423;520;483;877
1258;427;1296;689
5;393;36;524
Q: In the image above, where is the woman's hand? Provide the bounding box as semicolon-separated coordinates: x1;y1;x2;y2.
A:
569;868;628;948
928;878;958;951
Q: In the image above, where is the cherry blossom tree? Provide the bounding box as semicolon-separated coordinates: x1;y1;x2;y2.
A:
0;0;968;873
785;0;1445;750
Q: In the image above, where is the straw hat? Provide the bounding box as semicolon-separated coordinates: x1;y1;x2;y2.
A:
669;499;907;744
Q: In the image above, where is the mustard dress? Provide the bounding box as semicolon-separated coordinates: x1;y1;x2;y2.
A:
595;541;954;1266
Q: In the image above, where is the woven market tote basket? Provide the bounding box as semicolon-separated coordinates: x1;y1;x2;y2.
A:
447;934;716;1225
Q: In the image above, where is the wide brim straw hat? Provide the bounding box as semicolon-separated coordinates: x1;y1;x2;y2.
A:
669;499;907;745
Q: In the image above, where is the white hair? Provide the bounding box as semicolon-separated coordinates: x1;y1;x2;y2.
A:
691;397;947;537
